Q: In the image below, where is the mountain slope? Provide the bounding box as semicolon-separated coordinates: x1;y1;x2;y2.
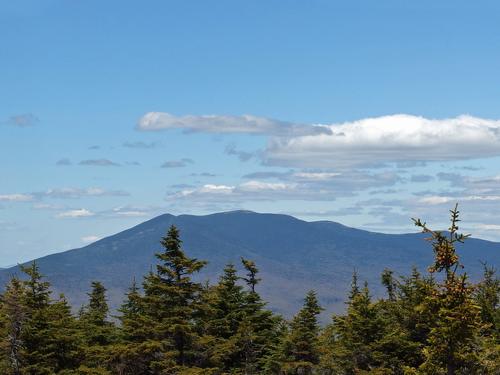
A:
0;211;498;318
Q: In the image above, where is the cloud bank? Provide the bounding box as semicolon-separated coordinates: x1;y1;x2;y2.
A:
265;115;500;168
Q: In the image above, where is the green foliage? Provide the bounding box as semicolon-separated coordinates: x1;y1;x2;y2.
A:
78;281;117;372
0;277;25;375
141;225;207;372
410;205;484;374
276;290;323;374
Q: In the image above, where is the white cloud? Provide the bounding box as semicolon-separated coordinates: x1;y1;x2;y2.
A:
265;114;500;168
239;181;292;191
81;235;101;244
32;203;61;210
472;224;500;231
292;172;341;180
137;112;330;136
419;195;500;205
418;196;454;205
57;209;94;218
109;206;152;217
0;194;34;202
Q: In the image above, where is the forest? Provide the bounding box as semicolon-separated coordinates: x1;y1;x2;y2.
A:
0;206;498;375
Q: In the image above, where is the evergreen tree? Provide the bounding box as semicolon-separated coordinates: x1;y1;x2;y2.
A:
46;294;81;373
0;277;26;375
204;263;246;371
329;279;386;373
79;281;116;373
475;264;500;337
238;258;280;374
20;262;57;374
411;204;484;374
141;225;207;373
279;290;322;374
474;265;500;374
108;280;157;375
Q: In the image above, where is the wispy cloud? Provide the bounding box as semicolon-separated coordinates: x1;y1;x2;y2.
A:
161;158;194;168
4;113;38;127
167;170;399;203
79;159;120;167
225;143;256;162
137;112;330;136
56;208;95;218
38;187;129;199
123;141;161;149
0;194;34;202
190;172;217;177
56;158;72;166
410;174;434;183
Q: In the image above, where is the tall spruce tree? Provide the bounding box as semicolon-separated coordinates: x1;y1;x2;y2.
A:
20;262;57;374
0;277;26;375
141;225;207;373
46;294;81;373
79;281;116;372
279;290;323;374
238;258;280;374
204;263;246;371
329;279;386;373
108;279;158;374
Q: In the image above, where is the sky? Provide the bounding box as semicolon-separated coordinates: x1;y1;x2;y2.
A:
2;0;500;266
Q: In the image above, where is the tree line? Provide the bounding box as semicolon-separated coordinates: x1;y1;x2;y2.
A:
0;206;498;374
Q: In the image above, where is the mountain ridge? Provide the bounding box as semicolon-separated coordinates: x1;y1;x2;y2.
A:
1;210;498;319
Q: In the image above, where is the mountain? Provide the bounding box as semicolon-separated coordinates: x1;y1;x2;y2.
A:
0;211;498;319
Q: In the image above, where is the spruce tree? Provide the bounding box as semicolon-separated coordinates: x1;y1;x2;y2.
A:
412;204;484;374
79;281;116;372
46;294;81;373
475;264;500;336
330;280;384;373
204;263;246;370
279;290;323;374
108;280;155;374
0;277;26;375
141;225;207;373
473;265;500;374
20;262;57;374
238;258;280;374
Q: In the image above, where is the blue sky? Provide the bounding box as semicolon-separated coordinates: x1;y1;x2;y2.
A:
2;0;500;265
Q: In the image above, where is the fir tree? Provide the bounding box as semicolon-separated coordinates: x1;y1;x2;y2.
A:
204;263;246;370
20;262;57;374
79;281;116;372
412;204;484;374
279;290;323;374
475;264;500;337
330;280;386;373
46;294;81;373
108;280;156;375
0;277;26;375
238;258;280;374
141;225;207;373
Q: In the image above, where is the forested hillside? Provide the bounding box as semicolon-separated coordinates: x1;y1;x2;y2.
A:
0;206;498;374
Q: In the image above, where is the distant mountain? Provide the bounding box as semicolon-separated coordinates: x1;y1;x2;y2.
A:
0;211;498;319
